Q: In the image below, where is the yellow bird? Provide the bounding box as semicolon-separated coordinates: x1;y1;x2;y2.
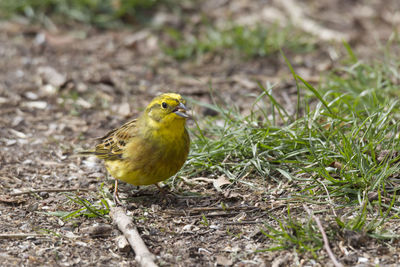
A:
80;93;190;204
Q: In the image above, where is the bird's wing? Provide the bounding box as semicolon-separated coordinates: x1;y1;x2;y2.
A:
92;119;138;160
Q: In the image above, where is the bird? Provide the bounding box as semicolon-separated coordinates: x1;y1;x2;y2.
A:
80;93;190;204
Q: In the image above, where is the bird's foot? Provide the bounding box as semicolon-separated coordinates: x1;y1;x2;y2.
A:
113;180;124;206
113;191;123;206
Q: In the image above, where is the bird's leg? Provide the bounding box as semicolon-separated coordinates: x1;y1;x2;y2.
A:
113;179;123;206
155;183;168;195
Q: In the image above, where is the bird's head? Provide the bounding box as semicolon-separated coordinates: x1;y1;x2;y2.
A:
144;93;189;125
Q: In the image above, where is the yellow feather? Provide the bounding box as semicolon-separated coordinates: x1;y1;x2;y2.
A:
81;93;190;187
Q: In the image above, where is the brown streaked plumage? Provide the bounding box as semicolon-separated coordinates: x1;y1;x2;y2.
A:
80;93;190;204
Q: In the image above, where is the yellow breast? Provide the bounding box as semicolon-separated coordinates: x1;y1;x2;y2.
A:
105;118;190;186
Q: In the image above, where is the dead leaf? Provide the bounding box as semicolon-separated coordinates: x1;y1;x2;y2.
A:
216;255;233;266
223;190;242;199
213;175;231;192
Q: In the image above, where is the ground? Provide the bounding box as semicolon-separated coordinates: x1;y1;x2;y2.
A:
1;0;400;266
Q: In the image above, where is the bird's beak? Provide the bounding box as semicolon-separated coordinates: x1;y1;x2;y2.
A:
173;102;189;118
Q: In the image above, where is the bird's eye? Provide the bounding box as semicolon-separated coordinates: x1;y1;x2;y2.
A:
162;102;168;109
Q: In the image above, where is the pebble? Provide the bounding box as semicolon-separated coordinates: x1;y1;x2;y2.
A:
26;203;39;212
37;66;66;87
39;192;49;199
23;101;48;109
116;235;130;252
82;223;114;237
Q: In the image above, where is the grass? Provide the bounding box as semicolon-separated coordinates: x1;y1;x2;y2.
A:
43;185;111;220
179;43;400;253
258;207;324;255
0;0;315;60
0;0;174;28
42;40;400;258
163;23;316;60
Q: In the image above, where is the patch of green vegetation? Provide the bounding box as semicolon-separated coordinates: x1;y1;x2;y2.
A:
38;228;62;238
199;214;209;227
43;188;110;220
164;23;315;60
258;207;323;255
0;0;174;28
63;194;110;219
181;42;400;253
226;227;243;239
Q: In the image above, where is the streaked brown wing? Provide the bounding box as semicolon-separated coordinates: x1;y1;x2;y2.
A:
93;119;138;160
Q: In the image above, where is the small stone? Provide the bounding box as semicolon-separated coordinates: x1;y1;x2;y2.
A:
58;218;65;226
37;66;66;87
39;192;49;199
26;203;39;212
76;98;92;108
34;32;46;46
216;255;233;266
41;84;58;96
24;91;39;100
3;139;17;146
23;101;48;109
65;231;78;239
83;223;113;237
9;129;27;138
116;235;130;252
117;102;130;117
75;241;88;247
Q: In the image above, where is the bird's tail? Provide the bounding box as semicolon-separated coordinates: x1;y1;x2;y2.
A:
77;150;96;156
68;149;97;158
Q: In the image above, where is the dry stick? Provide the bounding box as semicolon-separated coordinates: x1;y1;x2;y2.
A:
9;188;89;196
164;206;259;217
0;233;45;239
303;205;343;267
317;179;338;217
223;221;262;225
165;204;285;217
190;206;257;212
106;200;157;267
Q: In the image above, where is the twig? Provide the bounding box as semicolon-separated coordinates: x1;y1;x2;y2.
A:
165;211;242;218
107;200;157;267
0;233;45;239
196;211;242;218
0;196;26;204
1;176;23;183
190;206;257;212
304;205;343;267
179;176;215;186
223;221;262;225
317;179;337;217
9;188;89;196
164;205;259;216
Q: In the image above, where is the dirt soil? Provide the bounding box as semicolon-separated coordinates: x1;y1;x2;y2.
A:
1;0;400;266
